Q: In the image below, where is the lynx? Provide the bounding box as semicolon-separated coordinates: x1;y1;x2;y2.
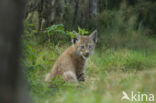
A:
45;30;97;82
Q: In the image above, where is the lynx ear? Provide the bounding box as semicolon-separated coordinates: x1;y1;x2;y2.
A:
72;36;79;44
90;30;97;43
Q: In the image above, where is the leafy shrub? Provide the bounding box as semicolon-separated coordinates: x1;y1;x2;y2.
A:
47;24;65;36
97;2;155;50
66;27;89;38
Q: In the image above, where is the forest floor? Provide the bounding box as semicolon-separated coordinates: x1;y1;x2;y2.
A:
24;40;156;103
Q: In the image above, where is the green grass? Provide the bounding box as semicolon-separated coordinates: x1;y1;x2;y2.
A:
22;40;156;103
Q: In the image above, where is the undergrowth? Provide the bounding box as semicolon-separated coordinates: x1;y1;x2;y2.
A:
22;35;156;103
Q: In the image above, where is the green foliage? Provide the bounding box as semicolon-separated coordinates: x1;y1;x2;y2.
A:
136;2;156;35
48;75;65;87
23;21;38;38
97;2;156;50
47;24;65;36
66;27;89;38
66;31;78;39
78;26;89;35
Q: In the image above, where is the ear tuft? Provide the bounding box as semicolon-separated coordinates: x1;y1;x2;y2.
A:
90;30;97;43
72;36;79;44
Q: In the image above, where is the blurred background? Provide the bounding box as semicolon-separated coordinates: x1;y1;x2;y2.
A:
21;0;156;103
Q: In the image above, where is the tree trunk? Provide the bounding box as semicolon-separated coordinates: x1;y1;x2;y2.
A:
0;0;30;103
25;0;97;30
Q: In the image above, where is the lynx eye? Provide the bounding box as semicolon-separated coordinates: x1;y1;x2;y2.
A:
88;45;93;49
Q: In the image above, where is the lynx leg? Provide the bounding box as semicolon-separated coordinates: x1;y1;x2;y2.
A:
78;73;86;81
63;71;78;83
45;73;51;82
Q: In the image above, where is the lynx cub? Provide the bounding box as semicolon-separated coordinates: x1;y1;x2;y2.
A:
45;30;97;82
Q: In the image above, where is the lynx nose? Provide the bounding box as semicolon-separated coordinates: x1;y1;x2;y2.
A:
84;52;89;57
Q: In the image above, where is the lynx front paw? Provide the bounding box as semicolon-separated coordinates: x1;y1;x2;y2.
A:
78;73;86;81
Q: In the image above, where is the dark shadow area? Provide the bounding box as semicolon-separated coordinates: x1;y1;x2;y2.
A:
0;0;30;103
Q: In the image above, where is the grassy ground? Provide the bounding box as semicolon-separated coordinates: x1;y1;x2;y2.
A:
23;39;156;103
